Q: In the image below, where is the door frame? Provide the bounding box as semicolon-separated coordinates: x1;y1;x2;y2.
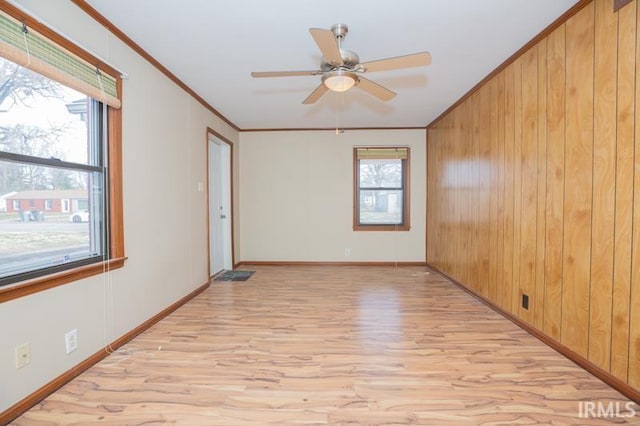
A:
206;127;235;277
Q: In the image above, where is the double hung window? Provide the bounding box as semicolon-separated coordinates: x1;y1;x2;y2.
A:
0;6;123;292
354;147;410;231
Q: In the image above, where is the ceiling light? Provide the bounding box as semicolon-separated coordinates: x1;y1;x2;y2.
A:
322;70;358;92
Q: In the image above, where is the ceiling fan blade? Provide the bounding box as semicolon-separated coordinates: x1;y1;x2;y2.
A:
360;52;432;73
251;70;321;78
356;77;396;101
309;28;343;66
302;83;329;104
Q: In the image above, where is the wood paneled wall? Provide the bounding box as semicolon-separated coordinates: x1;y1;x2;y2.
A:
426;0;640;390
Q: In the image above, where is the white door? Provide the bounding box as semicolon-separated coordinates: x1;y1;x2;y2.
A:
208;137;232;276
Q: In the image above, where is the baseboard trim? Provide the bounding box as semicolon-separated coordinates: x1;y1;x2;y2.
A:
237;261;428;267
0;280;210;425
426;263;640;404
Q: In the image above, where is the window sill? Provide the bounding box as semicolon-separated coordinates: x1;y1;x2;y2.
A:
353;225;411;232
0;257;127;303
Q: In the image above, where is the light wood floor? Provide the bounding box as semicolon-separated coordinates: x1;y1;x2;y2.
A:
12;266;639;425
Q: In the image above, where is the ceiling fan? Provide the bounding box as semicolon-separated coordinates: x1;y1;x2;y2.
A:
251;24;432;104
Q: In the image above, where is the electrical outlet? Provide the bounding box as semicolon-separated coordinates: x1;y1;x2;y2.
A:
15;343;31;369
522;294;529;310
65;329;78;354
344;248;351;257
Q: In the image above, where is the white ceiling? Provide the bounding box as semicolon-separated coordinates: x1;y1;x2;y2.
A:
84;0;579;130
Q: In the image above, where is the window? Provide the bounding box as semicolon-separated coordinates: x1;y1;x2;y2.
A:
353;147;410;231
0;58;107;284
0;4;124;296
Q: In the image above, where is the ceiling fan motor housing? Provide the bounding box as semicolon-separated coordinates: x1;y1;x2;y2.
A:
321;49;360;71
320;23;359;70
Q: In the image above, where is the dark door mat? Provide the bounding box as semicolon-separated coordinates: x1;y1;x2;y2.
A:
214;270;255;281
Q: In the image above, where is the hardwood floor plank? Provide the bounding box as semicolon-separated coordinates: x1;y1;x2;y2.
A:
11;266;637;425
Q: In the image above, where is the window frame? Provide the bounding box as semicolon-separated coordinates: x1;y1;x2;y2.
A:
0;3;125;303
0;95;107;285
353;147;411;232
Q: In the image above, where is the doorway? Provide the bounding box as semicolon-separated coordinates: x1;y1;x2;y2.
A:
208;131;233;276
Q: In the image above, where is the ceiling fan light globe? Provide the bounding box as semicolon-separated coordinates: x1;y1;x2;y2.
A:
324;75;355;92
323;71;358;92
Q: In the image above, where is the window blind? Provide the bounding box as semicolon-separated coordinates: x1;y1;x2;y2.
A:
355;147;408;160
0;10;121;109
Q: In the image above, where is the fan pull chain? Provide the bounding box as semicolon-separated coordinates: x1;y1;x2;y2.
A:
335;90;339;134
335;91;344;135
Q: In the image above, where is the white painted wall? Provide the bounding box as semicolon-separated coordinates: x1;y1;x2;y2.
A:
0;0;239;412
238;129;426;262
